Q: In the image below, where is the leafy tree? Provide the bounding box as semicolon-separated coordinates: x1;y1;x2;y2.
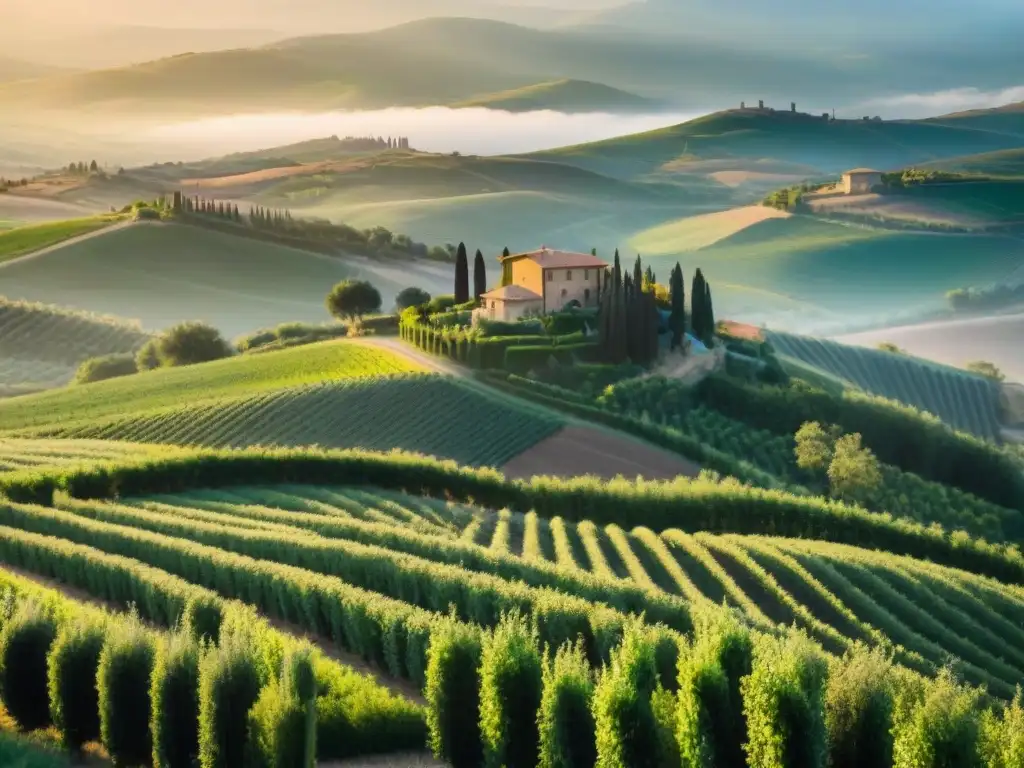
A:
966;361;1005;382
156;322;233;367
396;286;431;311
474;249;487;301
327;280;383;321
74;354;138;384
454;243;470;304
795;421;840;473
828;433;882;503
669;262;686;350
877;342;905;354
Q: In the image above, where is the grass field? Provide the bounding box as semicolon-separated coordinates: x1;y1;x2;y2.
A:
921;148;1024;178
768;330;1006;439
0;437;176;471
0;222;437;337
0;215;122;262
0;297;151;395
453;78;657;112
0;340;421;433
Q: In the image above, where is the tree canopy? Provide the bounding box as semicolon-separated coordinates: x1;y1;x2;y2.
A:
326;280;383;321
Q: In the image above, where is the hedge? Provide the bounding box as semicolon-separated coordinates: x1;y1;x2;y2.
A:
4;447;1024;589
47;620;105;752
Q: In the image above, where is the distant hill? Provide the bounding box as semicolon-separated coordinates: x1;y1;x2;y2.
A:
926;102;1024;138
918;148;1024;178
454;78;658;112
0;55;64;83
527;108;1024;180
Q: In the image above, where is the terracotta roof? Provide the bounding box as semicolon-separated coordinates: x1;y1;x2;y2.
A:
502;247;609;269
843;168;882;175
479;285;543;302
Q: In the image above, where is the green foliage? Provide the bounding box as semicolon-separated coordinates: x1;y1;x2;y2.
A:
676;608;753;768
46;619;105;751
247;646;317;768
825;644;896;768
537;640;596;768
0;602;58;731
98;616;156;767
741;632;828;768
827;433;882;504
395;287;431;310
479;612;543;768
0;216;122;263
979;691;1024;768
425;617;483;768
73;353;137;385
794;421;837;473
892;669;983;768
326;280;383;321
477;318;545;337
151;632;202;768
965;361;1005;382
184;594;224;644
135;339;163;371
154;322;234;368
198;637;263;768
0;731;71;768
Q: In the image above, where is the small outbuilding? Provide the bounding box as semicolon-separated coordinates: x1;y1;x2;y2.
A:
841;168;883;195
478;284;545;323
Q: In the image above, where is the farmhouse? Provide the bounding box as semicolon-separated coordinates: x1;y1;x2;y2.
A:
480;247;608;322
841;168;883;195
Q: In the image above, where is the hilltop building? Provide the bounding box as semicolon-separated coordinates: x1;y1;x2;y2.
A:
841;168;883;194
478;247;608;322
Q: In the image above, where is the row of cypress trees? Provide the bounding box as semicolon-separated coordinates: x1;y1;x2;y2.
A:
454;242;488;303
598;251;661;366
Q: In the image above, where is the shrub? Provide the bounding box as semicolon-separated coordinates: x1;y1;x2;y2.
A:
825;644;896;768
47;619;105;751
98;617;156;766
134;207;161;221
478;318;545;338
155;322;233;367
326;280;382;321
0;603;58;731
150;632;202;768
184;594;224;644
892;669;983;768
247;646;317;768
135;339;162;371
479;612;543;768
980;691;1024;768
425;617;483;768
198;638;262;768
425;294;457;314
537;640;596;768
741;631;828;768
395;287;431;310
592;619;663;768
73;353;138;385
676;608;753;768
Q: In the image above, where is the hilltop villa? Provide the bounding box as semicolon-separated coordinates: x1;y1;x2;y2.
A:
478;247;608;322
841;168;883;194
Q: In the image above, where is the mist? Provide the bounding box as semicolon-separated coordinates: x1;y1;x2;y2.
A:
144;107;706;158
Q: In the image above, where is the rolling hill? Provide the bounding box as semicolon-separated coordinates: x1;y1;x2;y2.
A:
918;147;1024;177
0;55;63;83
927;101;1024;138
453;78;659;112
0;220;452;337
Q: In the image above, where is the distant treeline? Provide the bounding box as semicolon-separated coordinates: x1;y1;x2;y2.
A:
882;168;980;187
947;282;1024;313
330;135;412;151
173;192;452;262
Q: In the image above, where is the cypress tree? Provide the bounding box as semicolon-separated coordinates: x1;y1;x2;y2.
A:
704;282;716;346
669;263;686;350
633;255;642;292
691;269;707;344
473;250;487;301
502;247;510;259
454;243;470;304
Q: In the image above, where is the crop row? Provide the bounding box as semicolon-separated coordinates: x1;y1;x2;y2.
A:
0;549;423;766
768;330;1004;441
87;479;1024;700
0;438;175;474
52;374;563;468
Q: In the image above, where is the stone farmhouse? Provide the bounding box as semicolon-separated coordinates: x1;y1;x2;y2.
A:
478;247;608;322
841;168;883;194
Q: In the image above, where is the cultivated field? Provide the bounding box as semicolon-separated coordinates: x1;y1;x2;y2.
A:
629;204;791;255
0;215;122;263
0;297;151;395
768;329;1006;439
0;437;175;471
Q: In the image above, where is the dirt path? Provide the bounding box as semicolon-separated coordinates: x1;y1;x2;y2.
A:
350;336;466;377
0;218;139;270
503;424;701;482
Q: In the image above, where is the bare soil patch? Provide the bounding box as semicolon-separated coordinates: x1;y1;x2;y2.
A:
502;425;701;481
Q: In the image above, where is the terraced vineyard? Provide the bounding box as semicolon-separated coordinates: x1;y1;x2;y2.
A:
0;297;151;395
57;477;1016;701
1;449;1022;766
43;375;564;468
768;329;1004;440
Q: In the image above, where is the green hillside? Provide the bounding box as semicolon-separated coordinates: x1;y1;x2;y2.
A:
0;214;123;262
0;437;176;471
632;214;1024;330
0;221;451;337
454;78;658;112
926;101;1024;137
920;147;1024;178
0;296;151;396
767;330;1005;440
527;108;1024;180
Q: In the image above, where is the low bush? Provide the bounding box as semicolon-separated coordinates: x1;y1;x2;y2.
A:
183;594;224;644
479;613;543;768
825;645;897;768
156;322;234;367
741;632;829;768
425;295;457;314
47;619;105;751
198;637;263;768
425;617;483;768
537;640;596;768
478;318;545;338
98;617;156;767
248;646;317;768
150;632;203;768
0;602;58;731
892;668;984;768
73;354;138;385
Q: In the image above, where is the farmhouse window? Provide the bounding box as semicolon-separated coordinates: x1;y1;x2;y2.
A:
546;271;553;282
566;270;572;280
